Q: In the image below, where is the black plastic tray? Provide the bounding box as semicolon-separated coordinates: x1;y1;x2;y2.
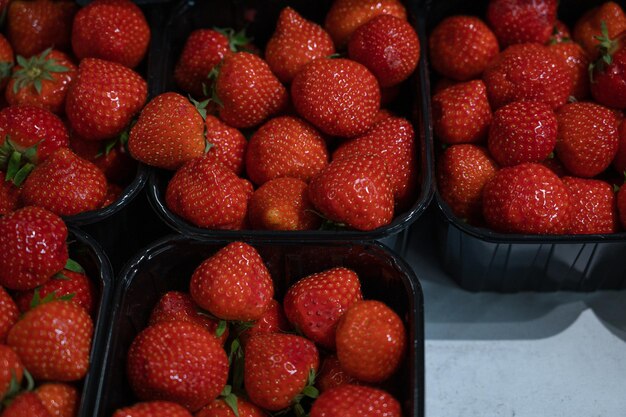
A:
145;0;434;246
420;0;626;291
93;236;424;417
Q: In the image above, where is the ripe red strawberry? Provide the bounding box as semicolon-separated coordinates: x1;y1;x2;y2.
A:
266;7;335;84
291;58;380;137
238;299;290;346
617;183;626;229
112;402;193;417
562;177;618;234
248;177;320;231
555;102;619;177
308;154;394;231
0;207;68;291
1;392;51;417
348;15;419;87
324;0;407;48
72;0;150;69
284;267;362;349
613;119;626;174
0;35;14;91
317;355;357;393
483;43;573;110
335;300;405;383
190;242;273;321
205;115;247;176
35;383;78;417
589;28;626;109
101;183;123;208
165;154;252;229
128;92;205;170
547;42;590;100
437;144;498;221
488;101;557;166
148;291;228;344
21;148;107;216
6;49;76;114
70;133;136;184
310;385;402;417
244;333;319;411
195;398;266;417
432;80;492;145
482;163;572;234
8;300;93;381
429;16;499;81
214;52;287;128
541;155;569;177
549;20;572;44
246;116;329;185
0;345;23;397
65;58;147;141
573;2;626;59
0;287;19;343
487;0;557;47
127;321;229;412
7;0;77;58
0;172;20;216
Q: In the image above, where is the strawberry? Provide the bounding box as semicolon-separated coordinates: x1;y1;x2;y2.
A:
205;115;247;176
487;0;557;47
165;154;252;229
35;383;78;417
65;58;147;141
244;333;319;411
573;2;626;59
148;291;228;344
317;355;356;393
266;7;335;84
482;163;572;234
589;27;626;109
190;242;273;322
432;80;492;144
310;385;402;417
8;300;93;381
541;155;569;177
613;119;626;174
7;0;77;58
324;0;407;48
488;101;557;166
483;43;573;110
70;133;136;184
248;177;320;231
549;21;572;44
21;148;107;216
0;35;14;91
284;267;362;349
1;392;51;417
112;402;193;417
291;58;380;137
617;183;626;229
437;144;498;221
127;321;229;412
335;300;405;383
308;154;394;231
214;52;287;128
0;345;23;397
0;288;19;342
195;398;266;417
429;16;499;81
348;15;419;87
547;42;590;100
238;299;290;346
562;177;618;234
71;0;150;69
101;183;123;208
0;172;20;216
128;93;205;170
555;102;619;177
246;116;329;185
0;207;68;291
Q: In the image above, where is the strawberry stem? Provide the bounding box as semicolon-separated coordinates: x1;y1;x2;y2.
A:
214;27;252;53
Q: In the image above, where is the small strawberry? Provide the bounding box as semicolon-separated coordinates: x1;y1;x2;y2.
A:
195;398;267;417
487;0;557;47
112;401;193;417
0;172;20;216
0;345;23;397
70;133;136;184
547;41;590;100
71;0;150;69
335;300;405;383
266;7;335;84
589;25;626;109
562;177;618;234
101;183;123;208
238;299;290;346
0;35;14;91
482;163;572;234
284;267;362;349
324;0;407;48
317;355;356;393
0;207;68;291
0;287;19;342
205;115;247;176
573;2;626;58
165;154;252;229
128;92;205;170
308;154;394;231
429;16;499;81
244;333;319;411
21;148;107;216
310;385;402;417
35;383;78;417
65;58;147;141
8;300;93;381
617;182;626;229
613;119;626;174
246;116;329;186
1;392;51;417
127;321;229;412
549;20;572;44
555;102;619;178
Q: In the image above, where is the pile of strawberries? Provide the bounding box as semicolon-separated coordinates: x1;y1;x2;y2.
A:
114;241;407;417
126;0;421;232
433;0;626;235
0;0;150;218
0;206;99;416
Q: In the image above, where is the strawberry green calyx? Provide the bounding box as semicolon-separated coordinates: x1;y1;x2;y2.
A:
96;121;134;158
0;137;38;187
204;66;223;108
1;369;34;407
220;385;240;417
188;95;217;154
0;61;12;81
29;288;75;310
589;21;620;81
292;369;319;417
64;258;84;273
12;48;69;95
214;27;253;53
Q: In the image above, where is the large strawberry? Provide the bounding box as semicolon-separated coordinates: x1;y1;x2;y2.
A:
127;321;229;411
190;242;274;322
244;333;319;411
0;345;23;397
266;7;335;84
65;58;147;141
0;35;14;91
35;383;78;417
487;0;557;47
573;2;626;58
8;300;93;381
205;115;247;176
547;41;590;100
562;177;618;234
195;398;267;417
0;172;20;216
72;0;150;69
112;402;193;417
1;392;51;417
310;385;402;417
589;26;626;109
316;355;356;393
291;58;380;137
0;207;68;291
0;287;19;342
